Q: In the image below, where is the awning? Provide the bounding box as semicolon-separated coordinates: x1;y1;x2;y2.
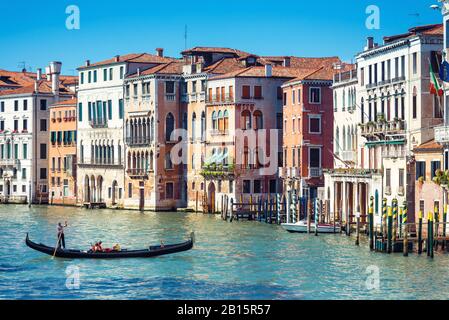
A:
365;139;405;148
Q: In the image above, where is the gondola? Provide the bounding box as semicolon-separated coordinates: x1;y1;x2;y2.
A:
25;232;194;259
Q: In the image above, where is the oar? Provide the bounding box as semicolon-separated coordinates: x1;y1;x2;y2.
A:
52;232;63;259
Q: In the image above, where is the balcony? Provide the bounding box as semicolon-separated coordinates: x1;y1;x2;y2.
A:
127;169;149;179
382;148;407;159
398;186;405;196
126;137;151;147
360;119;405;138
309;167;323;178
333;69;357;85
89;119;108;129
391;76;406;84
279;167;301;179
435;125;449;144
78;160;123;169
206;94;234;105
0;159;20;167
165;94;176;101
200;163;235;181
385;186;392;195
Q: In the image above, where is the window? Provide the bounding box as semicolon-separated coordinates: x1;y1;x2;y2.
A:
254;111;263;130
309;87;321;104
309;116;321;134
276;113;283;129
40;119;47;132
119;99;124;119
80;72;84;85
103;69;107;81
431;161;441;180
269;180;277;194
23;100;28;111
297;89;301;103
88;71;92;83
14;120;18;132
309;148;320;168
399;169;405;188
434;95;443;119
40;100;47;111
242;86;251;99
254;86;262;99
40;144;47;160
23;119;28;131
93;70;97;82
385;169;391;188
416;161;426;181
166;183;174;199
108;100;112;120
40;168;47;180
212;112;218;130
128;183;132;198
22;168;27;180
412;53;417;75
78;103;83;122
109;68;113;81
165;113;175;142
23;144;27;159
253;180;262;193
165;153;173;170
360;67;365;86
165;81;175;94
412;87;417;119
14;100;18;111
243;180;251;194
242;110;251;130
120;66;124;79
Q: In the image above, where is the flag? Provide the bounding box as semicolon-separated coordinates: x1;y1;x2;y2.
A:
430;62;444;96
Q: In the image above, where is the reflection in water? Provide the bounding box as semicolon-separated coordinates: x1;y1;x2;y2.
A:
0;205;448;300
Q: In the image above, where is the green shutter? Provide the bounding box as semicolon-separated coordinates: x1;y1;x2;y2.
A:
79;103;83;122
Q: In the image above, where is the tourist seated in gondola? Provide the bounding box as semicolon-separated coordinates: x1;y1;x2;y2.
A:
113;244;121;252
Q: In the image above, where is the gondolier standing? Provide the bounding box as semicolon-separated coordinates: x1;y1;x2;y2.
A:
57;222;68;249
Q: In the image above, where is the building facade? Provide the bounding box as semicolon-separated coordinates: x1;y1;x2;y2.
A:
49;98;78;205
76;52;173;208
0;63;75;204
124;61;187;211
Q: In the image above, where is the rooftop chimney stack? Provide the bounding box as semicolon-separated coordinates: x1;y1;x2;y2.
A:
85;60;90;67
156;48;164;57
115;55;120;62
36;68;42;81
283;57;291;67
49;61;62;102
137;68;141;76
366;37;374;50
265;64;273;78
45;66;51;81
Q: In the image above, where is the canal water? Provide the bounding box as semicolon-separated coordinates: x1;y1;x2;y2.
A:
0;205;448;300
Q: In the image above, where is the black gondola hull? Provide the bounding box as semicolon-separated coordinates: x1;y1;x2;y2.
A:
25;233;194;259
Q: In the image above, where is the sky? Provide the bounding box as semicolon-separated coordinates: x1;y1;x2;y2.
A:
0;0;443;75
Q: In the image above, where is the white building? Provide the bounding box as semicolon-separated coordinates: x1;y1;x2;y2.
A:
76;52;174;208
325;24;444;227
0;63;75;203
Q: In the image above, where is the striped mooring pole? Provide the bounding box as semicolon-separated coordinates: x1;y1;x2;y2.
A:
369;196;374;251
382;198;387;239
429;211;434;259
418;211;423;254
276;194;281;225
403;202;408;257
443;204;447;250
392;199;398;245
387;206;393;254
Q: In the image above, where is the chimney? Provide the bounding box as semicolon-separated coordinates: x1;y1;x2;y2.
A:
115;55;120;62
283;57;291;67
137;68;141;76
45;66;51;81
49;61;62;101
156;48;164;57
36;68;42;81
265;64;272;77
34;81;38;93
85;60;90;67
366;37;374;50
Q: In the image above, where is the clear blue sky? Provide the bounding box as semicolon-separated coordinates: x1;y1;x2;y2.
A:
0;0;442;75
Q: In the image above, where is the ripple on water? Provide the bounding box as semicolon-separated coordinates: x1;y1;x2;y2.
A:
1;205;449;299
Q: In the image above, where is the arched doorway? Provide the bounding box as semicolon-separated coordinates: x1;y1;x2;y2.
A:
208;183;216;213
97;176;104;203
90;175;96;203
84;175;90;203
112;180;118;205
5;180;10;198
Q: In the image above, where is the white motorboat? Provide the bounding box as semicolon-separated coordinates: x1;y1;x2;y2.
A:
281;221;341;234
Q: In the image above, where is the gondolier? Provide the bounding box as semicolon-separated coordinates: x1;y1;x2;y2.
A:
57;222;68;249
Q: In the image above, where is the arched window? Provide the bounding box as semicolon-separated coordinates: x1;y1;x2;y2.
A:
342;90;346;109
150;117;154;142
182;112;188;130
253;110;263;130
401;89;406;120
223;147;229;166
394;90;399;119
191;112;197;140
241;110;251;130
149;151;154;171
335;126;340;155
223;110;229;132
212;111;218;130
386;92;391;121
342;126;346;151
165;113;175;142
373;94;378;122
334;91;338;110
201;112;206;140
218;111;224;132
412;86;417;119
360;98;365;124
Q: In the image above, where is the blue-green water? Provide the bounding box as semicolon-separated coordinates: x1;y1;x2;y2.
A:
0;205;448;300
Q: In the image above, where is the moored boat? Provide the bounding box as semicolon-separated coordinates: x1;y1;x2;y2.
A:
282;221;341;234
25;233;194;259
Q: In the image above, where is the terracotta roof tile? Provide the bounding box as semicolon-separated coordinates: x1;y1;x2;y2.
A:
78;53;176;69
50;97;77;107
181;47;254;59
127;61;184;77
384;23;443;43
414;139;443;153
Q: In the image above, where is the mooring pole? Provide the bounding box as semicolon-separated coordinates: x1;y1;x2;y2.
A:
387;206;393;254
369;196;374;251
382;198;387;239
418;211;423;254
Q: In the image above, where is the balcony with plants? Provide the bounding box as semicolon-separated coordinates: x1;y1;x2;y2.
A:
359;114;405;139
